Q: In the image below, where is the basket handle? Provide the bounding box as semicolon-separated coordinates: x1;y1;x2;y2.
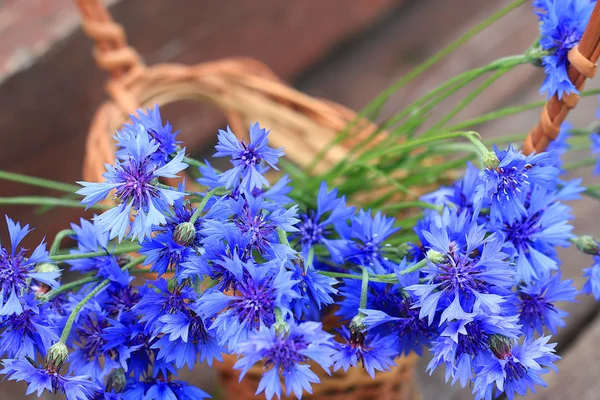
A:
523;1;600;154
74;0;144;112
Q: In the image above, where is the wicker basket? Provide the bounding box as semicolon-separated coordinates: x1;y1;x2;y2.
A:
74;0;421;398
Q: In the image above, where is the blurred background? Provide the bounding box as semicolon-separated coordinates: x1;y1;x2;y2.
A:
1;0;599;398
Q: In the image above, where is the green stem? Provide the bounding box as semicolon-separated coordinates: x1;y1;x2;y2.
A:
318;258;427;284
447;88;600;132
364;0;527;119
383;54;534;134
318;271;396;284
585;187;600;201
183;157;207;169
50;230;76;256
189;187;221;224
306;247;315;270
0;196;110;210
305;0;527;174
360;131;480;163
0;170;80;193
58;257;146;343
42;276;98;301
359;267;369;309
423;69;509;137
399;258;427;275
277;228;291;247
50;243;140;262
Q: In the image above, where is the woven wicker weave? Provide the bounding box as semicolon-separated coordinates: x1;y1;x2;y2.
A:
74;0;420;399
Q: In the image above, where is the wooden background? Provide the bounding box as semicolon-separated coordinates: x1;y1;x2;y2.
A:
1;0;599;399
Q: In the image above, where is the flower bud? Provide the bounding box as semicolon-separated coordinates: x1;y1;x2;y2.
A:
482;150;499;169
349;313;366;334
46;342;68;369
273;307;290;335
106;368;127;393
572;235;600;256
426;249;446;265
35;263;60;274
488;334;512;359
173;222;196;246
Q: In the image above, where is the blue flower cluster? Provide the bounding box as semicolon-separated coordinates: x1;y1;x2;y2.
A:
0;106;594;400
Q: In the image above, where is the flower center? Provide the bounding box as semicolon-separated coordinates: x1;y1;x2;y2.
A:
297;212;326;246
231;277;275;328
115;159;159;209
456;321;489;356
239;147;260;168
519;292;553;320
0;248;28;295
504;214;540;249
234;205;274;251
435;254;486;295
264;335;308;371
490;166;527;200
504;358;528;381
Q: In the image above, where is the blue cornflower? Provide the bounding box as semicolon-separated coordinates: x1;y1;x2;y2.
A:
123;379;210;400
537;0;595;98
421;162;485;214
332;325;397;378
475;145;559;223
583;256;600;299
77;132;188;241
151;301;223;369
68;218;112;274
473;335;559;400
0;216;57;315
235;321;335;400
222;194;299;254
0;358;101;400
293;182;354;263
426;312;521;388
511;273;577;336
117;104;180;166
214;123;284;192
338;261;436;355
407;220;514;324
96;283;141;322
198;159;293;206
67;219;131;287
196;256;298;349
0;294;58;359
140;196;228;277
101;319;152;380
69;306;120;382
181;230;252;291
133;279;197;335
411;208;476;262
290;263;337;320
337;210;399;274
491;186;574;281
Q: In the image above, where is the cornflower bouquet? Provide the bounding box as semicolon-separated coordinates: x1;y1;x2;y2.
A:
3;1;600;399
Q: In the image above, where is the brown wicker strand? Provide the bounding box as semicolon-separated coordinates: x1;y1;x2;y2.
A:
75;0;143;79
523;1;600;155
